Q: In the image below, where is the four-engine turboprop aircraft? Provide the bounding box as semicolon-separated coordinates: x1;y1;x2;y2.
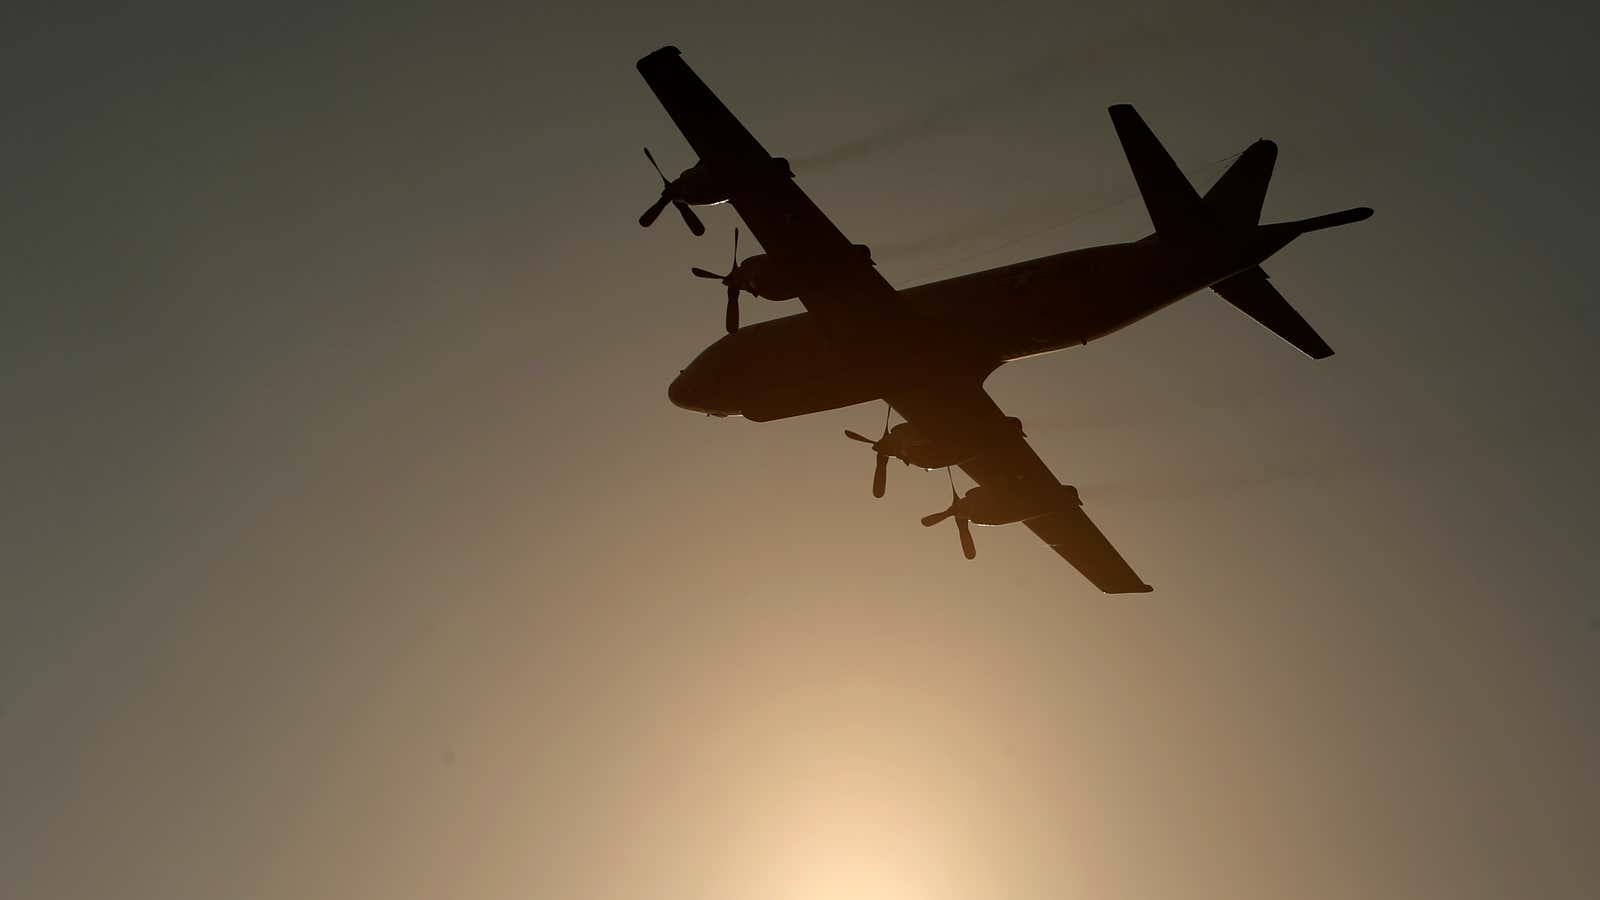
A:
636;46;1372;593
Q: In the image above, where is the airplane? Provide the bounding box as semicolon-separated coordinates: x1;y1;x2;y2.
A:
635;46;1371;593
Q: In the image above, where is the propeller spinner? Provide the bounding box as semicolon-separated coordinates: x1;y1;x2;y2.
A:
691;228;745;333
639;147;706;236
843;404;898;498
922;473;977;560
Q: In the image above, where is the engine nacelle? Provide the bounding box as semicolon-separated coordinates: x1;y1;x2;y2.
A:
959;482;1081;526
678;155;797;206
889;417;1025;470
732;254;801;301
883;423;964;470
673;161;732;206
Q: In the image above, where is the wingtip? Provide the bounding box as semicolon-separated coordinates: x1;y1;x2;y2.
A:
636;45;682;72
1107;582;1154;594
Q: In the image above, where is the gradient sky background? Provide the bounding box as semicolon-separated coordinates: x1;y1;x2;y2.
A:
4;2;1598;899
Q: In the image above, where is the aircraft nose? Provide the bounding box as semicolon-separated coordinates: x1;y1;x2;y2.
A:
669;362;731;414
667;368;697;410
669;348;739;415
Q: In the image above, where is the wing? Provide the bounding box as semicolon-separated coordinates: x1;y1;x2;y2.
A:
889;381;1153;593
636;46;901;331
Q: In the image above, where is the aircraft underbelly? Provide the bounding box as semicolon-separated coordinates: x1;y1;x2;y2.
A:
906;241;1195;360
741;363;880;422
669;242;1206;421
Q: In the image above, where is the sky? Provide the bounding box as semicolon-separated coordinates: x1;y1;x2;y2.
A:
3;2;1598;899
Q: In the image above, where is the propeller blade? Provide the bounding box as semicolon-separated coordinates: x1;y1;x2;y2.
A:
921;507;955;528
643;146;667;182
872;453;888;499
956;517;976;559
732;227;740;268
843;430;875;444
640;194;670;228
724;285;739;333
691;267;724;279
675;201;705;236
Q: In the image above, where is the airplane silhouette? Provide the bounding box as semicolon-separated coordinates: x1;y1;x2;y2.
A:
636;46;1371;592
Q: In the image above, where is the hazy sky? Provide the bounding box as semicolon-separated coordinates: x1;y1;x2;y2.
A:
4;2;1597;899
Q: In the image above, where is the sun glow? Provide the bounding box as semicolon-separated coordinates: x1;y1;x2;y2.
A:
761;827;942;900
637;607;1018;900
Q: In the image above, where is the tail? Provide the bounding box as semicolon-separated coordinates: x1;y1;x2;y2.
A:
1204;138;1276;230
1108;104;1372;359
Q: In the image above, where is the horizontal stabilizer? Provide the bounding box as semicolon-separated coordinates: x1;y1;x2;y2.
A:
1211;266;1334;359
1285;206;1373;233
1108;104;1207;236
1259;206;1374;243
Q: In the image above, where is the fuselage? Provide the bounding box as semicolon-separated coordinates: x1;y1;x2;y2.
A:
668;233;1268;421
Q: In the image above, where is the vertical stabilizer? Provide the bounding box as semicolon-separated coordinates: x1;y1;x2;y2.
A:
1203;139;1276;229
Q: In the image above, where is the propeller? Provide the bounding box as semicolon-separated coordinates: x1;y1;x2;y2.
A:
691;228;743;333
921;471;976;559
640;147;705;236
843;404;895;498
